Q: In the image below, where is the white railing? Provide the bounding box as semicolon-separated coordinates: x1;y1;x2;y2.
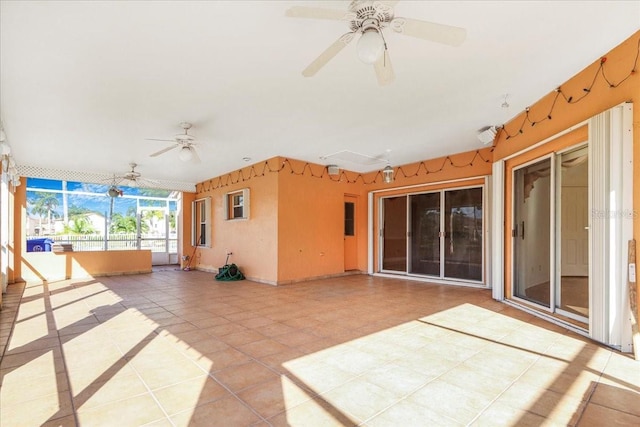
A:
27;234;177;253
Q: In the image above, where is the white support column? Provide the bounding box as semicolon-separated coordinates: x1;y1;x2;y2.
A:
367;192;373;275
491;160;505;300
589;102;633;350
1;172;9;293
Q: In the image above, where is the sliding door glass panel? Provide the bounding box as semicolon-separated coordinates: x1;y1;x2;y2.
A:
557;146;589;320
513;158;552;307
444;188;483;281
382;196;407;272
409;192;440;275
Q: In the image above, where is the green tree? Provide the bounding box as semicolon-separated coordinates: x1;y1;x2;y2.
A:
64;216;97;235
29;192;60;234
68;205;94;217
110;213;149;234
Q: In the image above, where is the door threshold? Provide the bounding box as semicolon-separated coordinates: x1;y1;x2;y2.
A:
504;299;588;335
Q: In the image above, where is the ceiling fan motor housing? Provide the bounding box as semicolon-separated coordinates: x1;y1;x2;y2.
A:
349;1;394;32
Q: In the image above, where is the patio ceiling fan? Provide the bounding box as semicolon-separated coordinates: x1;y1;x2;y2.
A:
147;122;201;163
286;0;466;85
111;163;158;188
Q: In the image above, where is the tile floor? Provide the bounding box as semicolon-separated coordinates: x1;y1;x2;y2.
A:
1;270;639;426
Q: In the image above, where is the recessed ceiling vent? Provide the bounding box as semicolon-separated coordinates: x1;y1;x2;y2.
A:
322;150;385;166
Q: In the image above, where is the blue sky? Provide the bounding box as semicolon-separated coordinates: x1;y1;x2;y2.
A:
26;178;177;217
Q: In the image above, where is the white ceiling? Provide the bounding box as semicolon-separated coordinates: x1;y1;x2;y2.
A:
1;1;638;191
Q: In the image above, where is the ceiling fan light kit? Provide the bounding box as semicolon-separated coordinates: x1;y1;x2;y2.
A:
286;0;466;85
147;122;200;163
357;23;385;64
179;146;193;162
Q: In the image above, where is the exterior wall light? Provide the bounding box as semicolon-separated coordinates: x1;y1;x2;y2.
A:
383;165;394;183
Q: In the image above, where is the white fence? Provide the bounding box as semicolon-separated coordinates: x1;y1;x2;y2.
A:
27;233;178;253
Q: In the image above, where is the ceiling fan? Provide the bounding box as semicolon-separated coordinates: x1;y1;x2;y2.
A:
111;163;157;188
286;0;466;85
147;122;201;163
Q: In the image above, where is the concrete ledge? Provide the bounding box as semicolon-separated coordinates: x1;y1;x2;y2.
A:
20;250;152;283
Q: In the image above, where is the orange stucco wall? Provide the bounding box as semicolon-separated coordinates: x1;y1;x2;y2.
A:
276;158;368;284
191;158;280;283
21;250;152;283
494;31;639;313
191;157;368;285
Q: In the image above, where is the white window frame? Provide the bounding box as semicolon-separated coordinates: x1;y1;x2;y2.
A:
224;189;250;220
192;197;211;247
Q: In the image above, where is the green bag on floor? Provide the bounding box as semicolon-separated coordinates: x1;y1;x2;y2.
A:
215;263;245;281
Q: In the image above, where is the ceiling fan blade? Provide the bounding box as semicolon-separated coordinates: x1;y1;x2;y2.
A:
285;6;350;21
302;32;356;77
149;144;178;157
390;17;466;47
374;50;395;86
145;138;176;143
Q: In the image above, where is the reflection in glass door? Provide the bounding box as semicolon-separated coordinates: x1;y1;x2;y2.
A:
513;157;552;308
380;187;484;282
409;192;440;275
444;188;483;281
382;196;407;271
556;147;589;322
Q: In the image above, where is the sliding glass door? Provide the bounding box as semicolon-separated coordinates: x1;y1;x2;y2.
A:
444;188;483;281
381;186;484;283
409;192;440;275
511;146;589;323
513;157;552;308
382;196;407;272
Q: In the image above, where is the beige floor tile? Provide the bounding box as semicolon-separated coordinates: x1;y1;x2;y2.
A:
72;369;148;411
266;395;358;427
358;363;433;397
67;360;138;393
1;371;69;405
496;380;586;425
408;379;494;425
170;395;261;427
364;398;462;427
135;359;206;390
76;393;166;427
392;351;460;378
321;378;401;423
470;401;547;427
2;273;635;427
40;414;78;427
283;360;358;395
600;353;640;390
153;375;229;415
0;391;74;427
237;376;313;419
438;363;513;398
